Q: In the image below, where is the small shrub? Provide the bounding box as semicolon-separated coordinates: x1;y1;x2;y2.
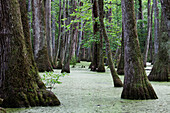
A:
41;72;66;90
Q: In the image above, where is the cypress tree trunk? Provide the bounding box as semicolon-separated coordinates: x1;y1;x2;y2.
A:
97;31;105;72
0;0;60;107
53;0;62;68
143;0;151;67
57;0;66;69
52;0;56;62
149;5;154;63
148;1;170;81
61;0;74;73
32;0;40;58
153;0;159;61
28;0;32;41
33;0;53;72
45;0;53;64
90;0;99;71
98;0;123;87
121;0;158;99
117;24;124;75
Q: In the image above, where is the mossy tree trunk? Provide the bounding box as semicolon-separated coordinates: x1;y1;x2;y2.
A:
117;24;124;75
32;0;53;72
121;0;158;99
0;0;60;107
90;0;99;71
148;1;170;81
97;31;105;72
98;0;123;87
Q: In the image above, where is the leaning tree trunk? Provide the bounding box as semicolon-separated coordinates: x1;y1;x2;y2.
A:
121;0;158;99
98;0;123;87
117;23;124;75
0;0;60;107
148;1;170;81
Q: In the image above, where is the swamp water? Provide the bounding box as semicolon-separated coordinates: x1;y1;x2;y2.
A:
6;62;170;113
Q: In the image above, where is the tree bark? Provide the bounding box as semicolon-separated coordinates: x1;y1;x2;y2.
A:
52;0;56;61
57;0;66;69
153;0;159;60
98;0;123;87
149;5;154;63
0;0;60;107
32;0;40;58
148;1;170;81
45;0;53;63
61;0;74;73
143;0;151;67
33;0;53;72
97;30;105;72
121;0;158;99
53;0;62;68
28;0;32;42
117;23;124;75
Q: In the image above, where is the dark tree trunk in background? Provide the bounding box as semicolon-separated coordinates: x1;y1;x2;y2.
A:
61;0;74;73
52;0;56;62
90;0;99;71
117;23;124;75
98;0;123;87
121;0;158;99
0;0;60;107
32;0;40;58
97;31;105;72
53;0;62;68
149;5;154;63
57;0;66;69
76;19;83;62
148;1;170;81
28;0;32;41
32;0;53;72
143;0;151;67
138;0;144;53
153;0;159;62
45;0;53;64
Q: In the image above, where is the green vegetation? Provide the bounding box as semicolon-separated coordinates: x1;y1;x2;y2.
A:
41;72;66;90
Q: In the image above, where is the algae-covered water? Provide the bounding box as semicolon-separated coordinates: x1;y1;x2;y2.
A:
6;62;170;113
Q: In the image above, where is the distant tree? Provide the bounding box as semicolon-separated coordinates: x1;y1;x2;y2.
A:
153;0;159;62
0;0;60;107
117;23;124;75
143;0;152;67
32;0;53;72
45;0;53;64
148;0;170;81
121;0;158;99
